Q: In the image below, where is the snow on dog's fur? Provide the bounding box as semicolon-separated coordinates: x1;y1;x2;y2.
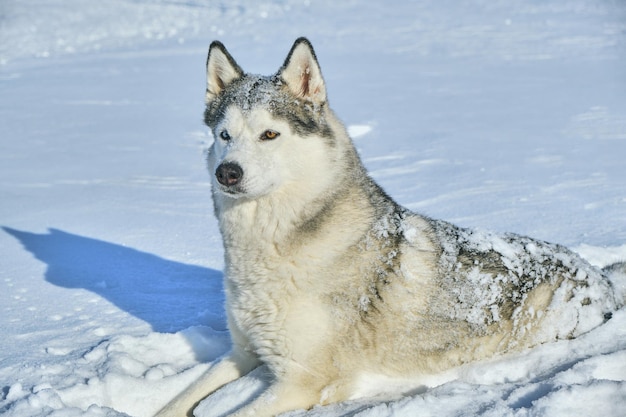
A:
156;38;625;417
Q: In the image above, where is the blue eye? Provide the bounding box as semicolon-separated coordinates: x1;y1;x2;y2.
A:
219;130;231;141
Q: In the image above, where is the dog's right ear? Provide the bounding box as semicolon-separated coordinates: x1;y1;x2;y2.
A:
206;41;244;103
278;37;326;104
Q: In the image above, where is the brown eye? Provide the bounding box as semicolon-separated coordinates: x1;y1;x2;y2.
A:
261;130;280;141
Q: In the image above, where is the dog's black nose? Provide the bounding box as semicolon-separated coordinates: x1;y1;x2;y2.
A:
216;162;243;187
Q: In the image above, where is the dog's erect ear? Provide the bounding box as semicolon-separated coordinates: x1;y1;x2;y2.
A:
206;41;244;103
278;37;326;104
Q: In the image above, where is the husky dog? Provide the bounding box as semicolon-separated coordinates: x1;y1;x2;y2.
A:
156;38;625;417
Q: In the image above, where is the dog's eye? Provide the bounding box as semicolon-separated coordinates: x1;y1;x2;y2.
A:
261;130;280;141
219;130;231;141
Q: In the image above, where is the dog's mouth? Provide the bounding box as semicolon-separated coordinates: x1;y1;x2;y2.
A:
215;183;247;198
214;180;280;200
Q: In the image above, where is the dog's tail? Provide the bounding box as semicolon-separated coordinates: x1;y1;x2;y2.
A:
603;261;626;308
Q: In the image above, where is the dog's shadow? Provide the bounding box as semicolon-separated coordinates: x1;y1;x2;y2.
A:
3;227;226;334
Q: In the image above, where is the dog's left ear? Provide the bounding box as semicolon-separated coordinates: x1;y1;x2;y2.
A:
278;37;326;104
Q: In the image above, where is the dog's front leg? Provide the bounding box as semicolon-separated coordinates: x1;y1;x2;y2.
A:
155;348;260;417
228;377;323;417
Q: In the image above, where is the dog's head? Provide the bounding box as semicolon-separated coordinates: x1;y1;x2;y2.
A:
204;38;341;200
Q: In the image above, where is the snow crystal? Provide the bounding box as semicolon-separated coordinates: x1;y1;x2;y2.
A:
6;383;26;402
432;220;618;339
358;295;371;312
347;124;372;138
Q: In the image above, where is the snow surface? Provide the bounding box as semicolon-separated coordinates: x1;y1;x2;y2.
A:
1;1;626;416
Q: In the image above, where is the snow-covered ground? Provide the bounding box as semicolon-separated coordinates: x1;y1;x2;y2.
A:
1;1;625;416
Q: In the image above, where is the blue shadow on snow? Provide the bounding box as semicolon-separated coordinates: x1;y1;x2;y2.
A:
3;227;226;333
